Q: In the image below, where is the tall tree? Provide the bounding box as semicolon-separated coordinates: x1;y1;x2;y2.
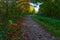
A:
0;0;30;40
38;0;60;17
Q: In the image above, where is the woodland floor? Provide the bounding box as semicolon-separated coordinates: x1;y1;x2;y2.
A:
21;16;59;40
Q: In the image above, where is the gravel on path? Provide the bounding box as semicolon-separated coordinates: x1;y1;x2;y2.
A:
22;16;59;40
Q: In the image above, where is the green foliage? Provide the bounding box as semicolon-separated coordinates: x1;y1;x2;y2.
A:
0;0;29;39
35;16;60;28
0;0;29;23
34;0;60;18
32;16;60;37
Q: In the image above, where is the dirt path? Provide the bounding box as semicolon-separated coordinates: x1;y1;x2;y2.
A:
22;16;59;40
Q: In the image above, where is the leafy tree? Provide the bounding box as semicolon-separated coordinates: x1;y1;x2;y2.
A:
38;0;60;18
0;0;30;24
31;0;60;18
0;0;30;39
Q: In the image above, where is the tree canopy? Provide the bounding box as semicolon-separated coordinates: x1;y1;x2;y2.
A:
32;0;60;18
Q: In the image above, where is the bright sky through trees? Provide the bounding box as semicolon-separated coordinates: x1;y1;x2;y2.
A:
30;2;42;12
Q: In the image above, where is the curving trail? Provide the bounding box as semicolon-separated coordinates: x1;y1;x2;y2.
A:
21;16;59;40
